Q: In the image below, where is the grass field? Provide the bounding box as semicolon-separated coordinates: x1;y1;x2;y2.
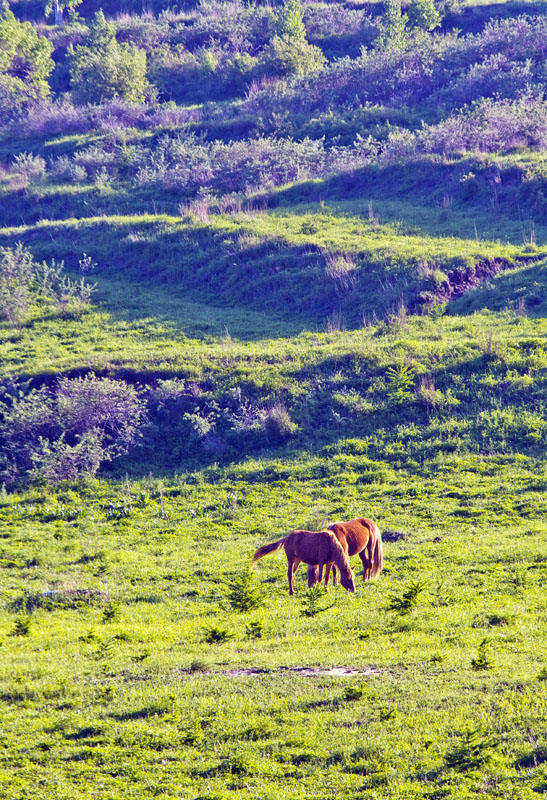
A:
1;251;547;796
2;2;547;795
2;450;547;799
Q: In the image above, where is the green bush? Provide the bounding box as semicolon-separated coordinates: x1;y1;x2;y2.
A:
407;0;442;31
69;11;148;104
203;625;235;644
0;9;53;123
260;34;326;78
387;579;428;614
445;727;496;770
260;0;325;77
227;571;264;612
0;243;94;325
0;374;145;482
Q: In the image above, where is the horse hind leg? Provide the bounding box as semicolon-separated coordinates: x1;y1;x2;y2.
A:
288;558;301;595
323;562;332;591
360;551;372;581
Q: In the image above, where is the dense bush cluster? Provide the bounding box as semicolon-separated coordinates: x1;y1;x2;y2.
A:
0;374;145;482
3;3;546;134
68;10;149;104
0;371;300;483
6;98;202;137
134;134;373;193
381;96;547;160
0;9;54;124
2;4;545;206
244;16;547;121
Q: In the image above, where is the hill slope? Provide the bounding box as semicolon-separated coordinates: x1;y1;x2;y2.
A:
1;1;547;797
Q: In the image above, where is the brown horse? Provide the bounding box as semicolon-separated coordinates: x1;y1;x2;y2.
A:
307;517;383;589
252;529;356;596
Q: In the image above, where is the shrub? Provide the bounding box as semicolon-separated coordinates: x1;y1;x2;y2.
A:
470;637;492;671
445;727;496;769
343;684;365;701
0;244;95;325
0;243;36;325
259;0;326;78
378;0;408;49
28;430;106;484
407;0;441;32
102;602;121;623
69;11;148;105
0;10;54;124
227;570;264;612
9;617;32;637
260;34;326;78
260;404;298;445
5;98;201;137
385;362;416;406
135;133;366;196
245;620;264;639
422;96;547;155
11;152;46;184
387;579;428;613
203;625;235;644
181;719;205;745
300;585;334;616
0;374;146;482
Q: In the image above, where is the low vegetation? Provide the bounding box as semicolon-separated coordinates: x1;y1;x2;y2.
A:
1;0;547;796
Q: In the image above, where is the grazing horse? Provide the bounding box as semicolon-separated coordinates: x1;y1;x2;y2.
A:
252;529;356;596
307;517;383;589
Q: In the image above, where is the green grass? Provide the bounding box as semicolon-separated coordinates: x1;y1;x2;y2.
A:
1;461;547;799
1;259;547;796
1;205;540;340
2;11;547;795
1;221;546;796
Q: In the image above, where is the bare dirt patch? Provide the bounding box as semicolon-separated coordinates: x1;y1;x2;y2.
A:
223;666;381;678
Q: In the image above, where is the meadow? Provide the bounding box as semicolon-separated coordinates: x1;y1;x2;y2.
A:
2;0;547;795
2;264;547;797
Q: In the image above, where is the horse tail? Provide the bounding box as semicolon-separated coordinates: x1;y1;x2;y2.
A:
370;523;383;579
252;537;287;566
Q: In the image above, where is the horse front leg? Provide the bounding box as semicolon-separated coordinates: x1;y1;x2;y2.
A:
307;565;320;587
316;563;324;585
324;562;335;590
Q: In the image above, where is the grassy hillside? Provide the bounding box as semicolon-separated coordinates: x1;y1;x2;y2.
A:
1;0;547;797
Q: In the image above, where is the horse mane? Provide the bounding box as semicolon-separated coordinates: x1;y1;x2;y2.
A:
325;531;351;575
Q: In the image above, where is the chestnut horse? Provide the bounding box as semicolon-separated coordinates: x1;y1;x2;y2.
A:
307;518;383;589
252;529;356;596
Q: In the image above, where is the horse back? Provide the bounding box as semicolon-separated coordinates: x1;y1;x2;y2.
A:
328;517;376;554
288;529;342;565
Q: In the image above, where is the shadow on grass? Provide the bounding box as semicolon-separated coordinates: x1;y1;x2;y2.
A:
110;706;167;722
0;213;427;335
